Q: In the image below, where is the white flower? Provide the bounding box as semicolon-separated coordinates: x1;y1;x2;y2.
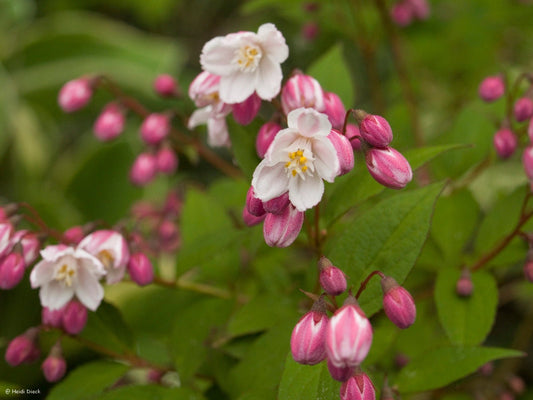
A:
30;245;106;311
200;23;289;104
252;108;340;211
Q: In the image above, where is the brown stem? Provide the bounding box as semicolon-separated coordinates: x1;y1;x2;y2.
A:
17;202;64;241
355;270;386;299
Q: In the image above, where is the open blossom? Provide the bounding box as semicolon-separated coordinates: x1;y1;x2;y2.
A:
252;108;340;211
30;245;106;311
200;23;289;103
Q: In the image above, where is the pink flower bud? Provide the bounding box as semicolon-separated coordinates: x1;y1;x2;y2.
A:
42;344;67;382
42;306;65;328
62;226;85;245
246;186;266;217
128;252;154;286
62;300;88;335
327;358;354;382
153;74;178;97
528;118;533;142
514;97;533;122
242;207;266;227
479;75;505;102
156;147;178;174
478;361;494;376
319;256;347;296
523;146;533;179
189;71;221;107
163;190;183;216
323;92;346;130
493;128;517;159
340;370;376;400
0;222;14;258
391;2;414;27
500;392;515;400
0;252;26;289
524;260;533;283
408;0;430;19
232;93;262;125
93;103;125;142
359;114;393;148
328;130;355;176
326;296;373;368
263;205;304;248
157;220;180;252
5;328;40;366
366;147;413;189
290;300;328;365
345;124;362;151
130;153;158;186
281;73;325;115
381;276;416;329
140;113;170;145
263;192;290;215
394;353;410;369
11;230;39;267
58;78;93;112
256;122;281;158
508;375;525;395
301;21;320;41
456;270;473;297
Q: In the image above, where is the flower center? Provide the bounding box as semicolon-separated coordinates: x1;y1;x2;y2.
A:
98;249;115;271
285;149;314;179
55;263;76;287
235;45;262;72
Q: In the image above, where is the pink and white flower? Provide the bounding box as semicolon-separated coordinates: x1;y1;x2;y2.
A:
252;108;340;211
200;23;289;103
30;245;106;311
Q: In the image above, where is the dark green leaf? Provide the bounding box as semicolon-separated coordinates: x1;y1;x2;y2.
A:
227;119;260;180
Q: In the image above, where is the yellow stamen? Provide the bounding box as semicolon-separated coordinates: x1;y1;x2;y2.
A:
292;170;297;176
299;156;307;164
285;161;292;168
296;150;303;157
289;152;296;160
302;165;308;172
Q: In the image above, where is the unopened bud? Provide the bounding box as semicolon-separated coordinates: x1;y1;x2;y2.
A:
327;358;354;382
340;369;376;400
359;114;393;148
391;2;414;27
5;328;40;366
62;226;85;245
323;92;346;130
130;153;158;186
246;186;266;217
0;252;26;289
140;113;170;145
242;206;266;227
263;205;304;248
232;93;262;125
157;220;180;252
523;146;533;180
256;122;281;158
11;230;40;267
93;103;125;141
479;75;505;102
290;298;328;365
493;128;517;159
62;300;88;335
153;74;178;97
507;375;525;395
329;130;355;176
281;73;325;115
345;124;362;151
42;343;66;382
301;21;320;41
514;97;533;122
42;306;65;328
58;78;93;112
128;252;154;286
394;353;410;369
366;147;413;189
319;256;347;296
478;361;494;376
156;147;178;174
263;192;290;215
0;222;14;258
381;276;416;329
408;0;430;19
456;269;473;297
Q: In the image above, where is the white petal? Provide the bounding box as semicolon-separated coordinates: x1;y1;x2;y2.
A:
75;249;106;277
207;117;231;147
288;174;324;211
252;161;290;201
287;108;331;138
264;129;300;161
312;136;341;182
40;245;72;262
257;23;289;63
188;106;212;129
75;266;104;311
255;57;283;101
218;72;256;104
30;260;56;288
105;265;126;285
200;37;239;76
40;281;74;310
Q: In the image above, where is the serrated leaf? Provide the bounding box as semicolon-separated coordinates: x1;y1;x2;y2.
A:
435;269;498;346
327;182;444;316
278;355;340;400
47;361;129;400
396;346;524;393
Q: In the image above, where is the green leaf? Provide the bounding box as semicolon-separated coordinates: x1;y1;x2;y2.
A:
403;144;469;172
227;119;260;180
278;355;340;400
93;385;203;400
327;182;445;316
79;301;135;354
435;269;498;346
395;346;524;393
47;361;129;400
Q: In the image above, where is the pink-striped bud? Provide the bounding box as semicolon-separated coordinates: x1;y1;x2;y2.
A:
456;269;474;297
345;124;362;151
326;296;373;368
263;192;290;215
242;206;266;227
0;222;14;258
366;147;413;189
5;328;40;366
408;0;430;19
391;2;414;27
281;73;325;115
381;276;416;329
128;252;154;286
42;306;65;328
327;358;354;382
93;103;125;142
140;113;170;145
62;300;88;335
479;75;505;102
232;93;262;125
514;97;533;122
256;122;281;158
11;230;40;267
523;146;533;179
493;128;517;159
0;252;26;289
328;130;355;176
323;92;346;130
62;226;84;245
290;298;328;365
319;256;347;296
130;153;158;186
340;370;376;400
58;78;92;112
263;205;304;248
156;147;178;174
42;344;66;382
359;113;393;148
153;74;178;97
246;186;266;217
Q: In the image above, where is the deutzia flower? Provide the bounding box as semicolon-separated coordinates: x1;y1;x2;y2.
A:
200;23;289;104
29;245;106;311
188;71;232;147
252;108;340;211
